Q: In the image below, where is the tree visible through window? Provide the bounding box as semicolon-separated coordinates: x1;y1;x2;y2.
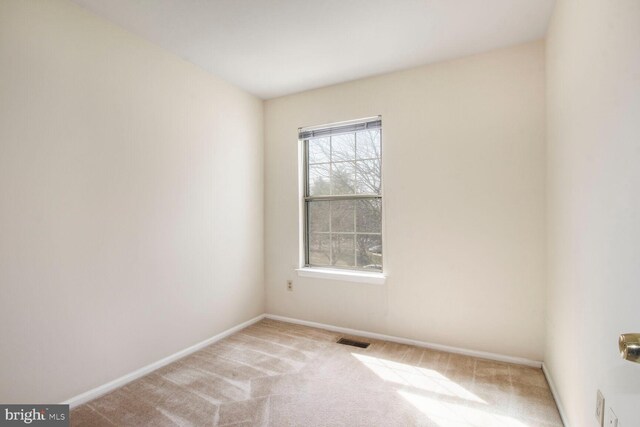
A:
301;117;382;271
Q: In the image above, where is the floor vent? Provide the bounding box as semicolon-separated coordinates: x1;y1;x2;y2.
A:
337;337;370;349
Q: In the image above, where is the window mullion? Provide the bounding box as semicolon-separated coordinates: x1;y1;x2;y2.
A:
353;193;357;267
305;194;381;202
329;199;333;267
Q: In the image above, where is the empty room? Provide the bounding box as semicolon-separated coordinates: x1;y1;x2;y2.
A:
1;0;639;426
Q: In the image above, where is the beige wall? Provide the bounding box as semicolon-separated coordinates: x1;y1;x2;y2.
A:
265;41;547;361
545;0;640;425
0;0;264;403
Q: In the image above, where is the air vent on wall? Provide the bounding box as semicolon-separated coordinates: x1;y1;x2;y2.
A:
337;337;370;349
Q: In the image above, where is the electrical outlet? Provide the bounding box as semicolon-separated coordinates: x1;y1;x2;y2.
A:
606;408;618;427
287;280;293;291
596;390;605;426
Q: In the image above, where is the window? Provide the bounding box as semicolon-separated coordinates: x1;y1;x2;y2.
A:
300;117;383;272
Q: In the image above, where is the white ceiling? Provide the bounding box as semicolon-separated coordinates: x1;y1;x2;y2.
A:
71;0;556;99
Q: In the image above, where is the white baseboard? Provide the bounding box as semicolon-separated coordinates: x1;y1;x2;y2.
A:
62;314;265;408
265;313;542;368
542;362;569;427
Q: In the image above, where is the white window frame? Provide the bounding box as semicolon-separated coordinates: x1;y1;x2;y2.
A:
296;117;386;284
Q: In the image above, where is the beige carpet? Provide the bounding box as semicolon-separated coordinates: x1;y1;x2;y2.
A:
71;319;563;426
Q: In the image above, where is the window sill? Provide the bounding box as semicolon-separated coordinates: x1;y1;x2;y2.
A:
296;268;386;285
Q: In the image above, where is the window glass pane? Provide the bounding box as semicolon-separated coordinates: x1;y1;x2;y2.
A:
356;199;381;233
308;137;330;164
332;234;355;267
308;201;330;232
331;161;355;195
355;159;381;194
331;133;356;162
303;119;382;272
331;200;355;232
308;163;330;196
356;129;381;160
308;233;330;266
356;234;382;270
